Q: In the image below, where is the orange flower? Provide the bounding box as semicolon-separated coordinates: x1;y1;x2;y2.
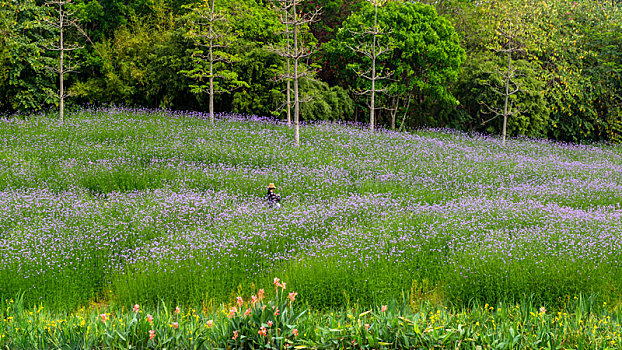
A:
149;330;155;340
258;327;267;336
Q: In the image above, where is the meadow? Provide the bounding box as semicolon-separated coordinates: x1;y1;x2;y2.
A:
1;107;622;313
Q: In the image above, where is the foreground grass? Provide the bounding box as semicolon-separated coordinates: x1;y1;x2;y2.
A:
2;284;622;349
1;108;621;311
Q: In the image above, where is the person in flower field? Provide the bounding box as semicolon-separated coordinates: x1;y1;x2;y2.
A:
265;183;281;208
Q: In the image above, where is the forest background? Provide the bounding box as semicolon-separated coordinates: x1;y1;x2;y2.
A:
1;0;621;144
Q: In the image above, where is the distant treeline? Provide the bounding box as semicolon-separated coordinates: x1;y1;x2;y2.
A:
1;0;621;143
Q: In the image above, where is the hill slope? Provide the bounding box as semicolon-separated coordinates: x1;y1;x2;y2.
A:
1;108;621;310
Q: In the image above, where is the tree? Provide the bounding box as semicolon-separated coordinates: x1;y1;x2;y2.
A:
329;1;465;130
183;0;244;124
269;0;321;146
344;0;393;131
480;21;524;146
42;0;83;123
271;0;294;127
0;0;51;113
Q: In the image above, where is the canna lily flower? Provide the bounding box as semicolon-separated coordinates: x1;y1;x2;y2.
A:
228;306;237;318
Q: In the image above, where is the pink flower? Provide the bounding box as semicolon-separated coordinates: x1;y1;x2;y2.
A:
244;308;251;317
274;307;280;316
174;306;180;315
365;323;370;331
206;319;214;328
99;313;107;323
273;277;280;286
540;307;547;314
288;292;297;302
251;295;258;304
258;327;267;336
281;282;286;290
149;330;155;340
146;314;153;323
133;304;140;313
292;328;299;337
171;322;179;329
228;306;237;318
232;330;239;340
381;305;387;313
258;289;265;300
267;320;273;327
236;296;244;307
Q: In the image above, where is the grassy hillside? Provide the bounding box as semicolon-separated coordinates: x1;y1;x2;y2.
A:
1;108;621;311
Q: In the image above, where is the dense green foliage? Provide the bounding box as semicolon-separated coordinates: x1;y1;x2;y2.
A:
2;283;622;349
1;0;620;142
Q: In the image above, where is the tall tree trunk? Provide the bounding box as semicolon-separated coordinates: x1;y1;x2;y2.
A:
502;48;511;146
293;2;300;147
286;15;292;128
208;0;215;124
369;3;378;132
59;2;64;123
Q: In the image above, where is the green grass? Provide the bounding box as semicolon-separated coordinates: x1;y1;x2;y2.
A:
1;107;621;312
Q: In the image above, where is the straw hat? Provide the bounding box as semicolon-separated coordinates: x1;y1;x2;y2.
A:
267;183;276;189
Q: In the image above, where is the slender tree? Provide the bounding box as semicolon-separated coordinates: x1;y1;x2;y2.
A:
271;0;293;127
184;0;241;124
480;21;524;146
42;0;82;123
270;0;321;147
345;0;392;132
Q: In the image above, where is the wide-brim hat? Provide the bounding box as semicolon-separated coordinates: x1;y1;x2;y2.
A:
268;183;276;189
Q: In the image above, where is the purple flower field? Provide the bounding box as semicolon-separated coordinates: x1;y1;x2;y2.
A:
1;108;621;310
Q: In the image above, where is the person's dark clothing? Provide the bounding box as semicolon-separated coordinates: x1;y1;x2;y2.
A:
266;190;281;206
